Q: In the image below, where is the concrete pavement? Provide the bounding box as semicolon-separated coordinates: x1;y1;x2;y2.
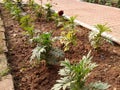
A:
36;0;120;44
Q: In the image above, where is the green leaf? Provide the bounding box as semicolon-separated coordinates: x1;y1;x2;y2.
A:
30;46;46;61
89;24;111;49
95;24;111;34
89;81;111;90
51;51;100;90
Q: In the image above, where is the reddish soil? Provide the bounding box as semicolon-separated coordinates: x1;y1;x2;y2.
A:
0;3;120;90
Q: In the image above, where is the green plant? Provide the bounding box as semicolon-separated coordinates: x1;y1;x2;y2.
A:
3;0;22;21
33;4;44;18
53;13;61;27
89;24;111;49
16;0;24;10
30;32;52;61
28;0;43;16
60;30;77;51
30;33;50;64
51;52;110;90
62;16;77;30
60;16;77;51
30;45;46;62
16;0;22;3
24;26;34;38
118;0;120;8
28;0;35;9
83;0;98;3
3;0;13;11
83;0;120;7
20;15;32;27
83;0;107;4
53;11;64;28
68;16;77;30
10;5;22;21
0;68;10;77
30;32;64;65
45;3;52;21
20;15;34;37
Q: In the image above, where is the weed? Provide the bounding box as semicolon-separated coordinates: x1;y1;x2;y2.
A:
0;68;10;77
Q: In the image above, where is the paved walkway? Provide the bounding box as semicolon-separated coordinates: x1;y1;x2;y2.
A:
36;0;120;44
0;0;120;44
0;16;14;90
0;0;119;89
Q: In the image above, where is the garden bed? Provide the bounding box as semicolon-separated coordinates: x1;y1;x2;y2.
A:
0;1;120;90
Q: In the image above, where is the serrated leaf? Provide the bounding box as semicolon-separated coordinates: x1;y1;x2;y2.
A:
30;46;46;61
90;81;110;90
51;52;99;90
51;84;62;90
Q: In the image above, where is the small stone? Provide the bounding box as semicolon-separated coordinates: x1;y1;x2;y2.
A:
113;49;116;53
21;78;26;82
113;87;116;90
13;34;17;37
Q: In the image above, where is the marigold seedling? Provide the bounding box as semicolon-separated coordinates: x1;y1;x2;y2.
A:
60;16;77;51
53;11;64;28
89;24;111;49
20;15;34;38
10;5;22;21
30;32;64;65
45;3;53;21
51;51;110;90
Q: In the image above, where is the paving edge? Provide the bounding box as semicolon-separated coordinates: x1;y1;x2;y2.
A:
63;14;120;45
44;4;120;45
41;0;120;45
0;1;119;90
0;15;14;90
11;0;120;45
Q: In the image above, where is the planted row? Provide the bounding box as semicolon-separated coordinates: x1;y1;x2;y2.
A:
2;0;113;90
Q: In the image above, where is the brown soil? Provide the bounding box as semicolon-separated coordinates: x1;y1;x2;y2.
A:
0;3;120;90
